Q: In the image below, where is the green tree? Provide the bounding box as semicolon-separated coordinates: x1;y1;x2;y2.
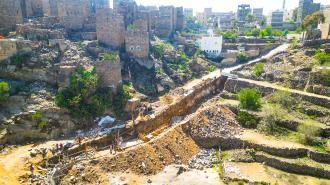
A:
259;16;267;27
55;67;114;119
237;52;248;63
302;11;325;40
259;29;268;38
238;88;262;110
265;25;273;36
246;13;256;23
0;82;10;103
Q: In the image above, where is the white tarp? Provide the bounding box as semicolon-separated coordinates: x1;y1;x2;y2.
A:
98;116;115;127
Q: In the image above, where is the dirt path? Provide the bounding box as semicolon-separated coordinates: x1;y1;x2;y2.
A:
0;145;32;185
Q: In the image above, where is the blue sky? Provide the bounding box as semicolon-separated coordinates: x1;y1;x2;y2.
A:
134;0;330;14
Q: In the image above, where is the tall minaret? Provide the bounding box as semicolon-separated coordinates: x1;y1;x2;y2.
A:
282;0;286;10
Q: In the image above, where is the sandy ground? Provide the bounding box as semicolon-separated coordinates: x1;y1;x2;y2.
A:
224;162;330;185
0;140;73;185
109;165;221;185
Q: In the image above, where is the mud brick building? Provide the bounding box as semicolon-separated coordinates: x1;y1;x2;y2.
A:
95;53;122;90
125;19;150;59
0;0;24;34
96;8;125;49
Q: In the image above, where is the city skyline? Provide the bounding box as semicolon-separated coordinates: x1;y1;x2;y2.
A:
134;0;330;14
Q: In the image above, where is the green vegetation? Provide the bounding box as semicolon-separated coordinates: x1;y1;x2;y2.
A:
55;67;129;119
207;65;217;72
302;11;325;30
213;150;229;179
290;37;298;46
238;88;262;111
237;111;259;128
237;52;249;63
257;104;287;135
0;81;10;103
31;112;48;130
319;69;330;86
298;123;326;148
252;63;264;78
315;50;330;65
269;91;297;110
127;24;135;30
153;42;174;58
102;52;119;61
112;84;132;116
10;53;31;67
216;29;238;39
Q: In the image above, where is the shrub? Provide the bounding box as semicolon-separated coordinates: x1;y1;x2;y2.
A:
0;81;10;103
252;63;264;78
269;91;297;110
153;42;173;58
298;124;325;147
320;69;330;86
38;121;48;130
236;111;259;128
315;50;330;65
237;52;249;63
102;52;119;61
55;67;115;119
112;85;132;116
238;88;262;110
257;104;287;135
10;53;31;67
31;112;43;122
208;65;217;72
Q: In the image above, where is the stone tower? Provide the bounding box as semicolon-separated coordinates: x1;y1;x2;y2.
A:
96;8;125;49
0;0;23;34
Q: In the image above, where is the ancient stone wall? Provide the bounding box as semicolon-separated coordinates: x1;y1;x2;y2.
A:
95;55;122;90
17;24;65;40
125;19;149;59
57;0;92;30
96;8;125;49
114;0;137;26
0;40;17;61
0;0;23;34
24;0;44;17
156;6;175;38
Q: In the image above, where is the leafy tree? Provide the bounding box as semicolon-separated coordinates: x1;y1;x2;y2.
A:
0;81;10;103
237;111;259;128
265;25;273;36
259;29;268;37
302;11;325;30
259;16;267;27
238;88;262;110
252;63;265;77
55;67;115;119
246;13;256;23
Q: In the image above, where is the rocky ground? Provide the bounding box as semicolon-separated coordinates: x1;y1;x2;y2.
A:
232;43;330;97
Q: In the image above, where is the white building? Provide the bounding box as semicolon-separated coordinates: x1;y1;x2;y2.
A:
200;29;223;58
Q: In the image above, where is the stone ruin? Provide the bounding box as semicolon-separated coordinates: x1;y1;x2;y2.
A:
96;8;126;49
95;53;122;91
125;19;150;60
0;0;24;34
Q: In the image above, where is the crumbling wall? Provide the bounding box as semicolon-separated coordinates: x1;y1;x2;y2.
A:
95;57;122;90
0;0;23;34
125;19;150;59
57;0;92;30
156;6;175;38
0;39;17;61
25;0;44;17
135;76;228;134
96;8;125;49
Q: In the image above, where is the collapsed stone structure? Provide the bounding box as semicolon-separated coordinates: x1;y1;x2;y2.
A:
0;0;24;34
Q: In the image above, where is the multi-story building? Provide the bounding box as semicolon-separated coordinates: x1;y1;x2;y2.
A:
176;7;184;30
204;8;213;18
237;4;251;23
297;0;320;23
196;12;208;25
0;0;23;34
213;12;235;30
156;6;175;38
200;30;222;58
270;10;284;29
184;8;193;17
252;8;263;21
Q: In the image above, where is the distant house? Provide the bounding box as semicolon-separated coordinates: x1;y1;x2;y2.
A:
199;30;223;58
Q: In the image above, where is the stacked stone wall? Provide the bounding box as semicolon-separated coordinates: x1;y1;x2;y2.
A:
96;8;125;49
95;56;122;89
0;40;17;61
125;19;149;59
0;0;23;34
